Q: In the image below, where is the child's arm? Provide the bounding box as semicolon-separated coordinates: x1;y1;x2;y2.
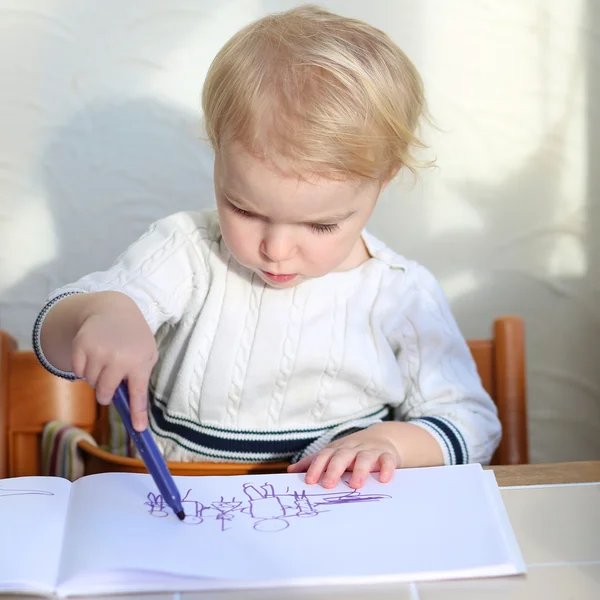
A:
387;265;502;468
34;212;209;430
289;264;501;489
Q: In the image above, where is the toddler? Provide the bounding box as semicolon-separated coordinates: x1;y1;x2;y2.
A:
33;5;501;490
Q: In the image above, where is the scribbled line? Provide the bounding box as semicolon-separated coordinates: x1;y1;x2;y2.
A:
314;494;386;505
145;481;391;533
0;487;55;498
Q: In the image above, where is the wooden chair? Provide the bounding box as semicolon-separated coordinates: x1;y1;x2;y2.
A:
0;316;528;479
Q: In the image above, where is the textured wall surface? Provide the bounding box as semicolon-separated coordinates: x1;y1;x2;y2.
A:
0;0;598;463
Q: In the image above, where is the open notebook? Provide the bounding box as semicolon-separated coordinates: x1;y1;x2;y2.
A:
0;463;525;597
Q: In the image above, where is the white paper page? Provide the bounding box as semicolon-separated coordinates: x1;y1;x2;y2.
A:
57;463;523;593
482;471;527;574
0;476;71;594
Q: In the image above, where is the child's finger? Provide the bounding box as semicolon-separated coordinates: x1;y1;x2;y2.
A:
287;455;314;472
126;369;150;431
71;347;88;380
95;365;123;406
347;451;379;489
322;448;356;488
377;452;397;483
304;448;335;485
83;358;104;390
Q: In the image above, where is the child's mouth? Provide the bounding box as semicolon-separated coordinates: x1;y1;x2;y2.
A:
261;271;298;283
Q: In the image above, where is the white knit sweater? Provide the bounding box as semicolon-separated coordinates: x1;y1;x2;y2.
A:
33;210;501;465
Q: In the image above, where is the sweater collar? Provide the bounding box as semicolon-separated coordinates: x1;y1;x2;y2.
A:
361;229;407;270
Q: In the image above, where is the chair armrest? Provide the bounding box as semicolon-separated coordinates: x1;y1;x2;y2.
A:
0;331;18;478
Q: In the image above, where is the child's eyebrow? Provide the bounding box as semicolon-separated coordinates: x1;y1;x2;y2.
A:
307;209;356;223
223;192;356;223
223;192;254;209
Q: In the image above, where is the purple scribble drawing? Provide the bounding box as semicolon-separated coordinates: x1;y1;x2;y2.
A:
144;481;391;533
242;482;289;532
144;489;243;529
0;487;54;499
210;497;243;531
179;488;207;526
144;492;169;518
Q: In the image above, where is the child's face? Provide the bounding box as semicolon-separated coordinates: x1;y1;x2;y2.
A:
214;143;382;288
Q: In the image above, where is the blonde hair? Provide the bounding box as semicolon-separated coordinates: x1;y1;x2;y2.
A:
202;4;431;181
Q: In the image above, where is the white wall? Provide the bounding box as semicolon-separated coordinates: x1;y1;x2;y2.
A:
0;0;598;463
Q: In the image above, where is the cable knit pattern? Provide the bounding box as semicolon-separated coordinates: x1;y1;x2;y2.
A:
33;209;502;465
358;268;386;409
311;285;346;422
268;285;308;427
227;271;263;426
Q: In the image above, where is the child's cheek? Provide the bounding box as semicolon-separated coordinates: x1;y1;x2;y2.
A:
226;222;260;265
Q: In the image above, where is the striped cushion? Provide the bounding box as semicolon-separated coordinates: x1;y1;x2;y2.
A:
41;405;133;481
41;421;98;481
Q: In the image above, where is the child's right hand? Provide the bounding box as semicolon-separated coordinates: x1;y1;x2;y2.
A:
52;291;158;431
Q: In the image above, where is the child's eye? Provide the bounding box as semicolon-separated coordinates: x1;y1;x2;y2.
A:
310;223;340;235
230;204;254;219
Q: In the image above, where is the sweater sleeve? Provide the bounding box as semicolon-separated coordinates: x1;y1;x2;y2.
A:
32;211;213;380
391;265;502;466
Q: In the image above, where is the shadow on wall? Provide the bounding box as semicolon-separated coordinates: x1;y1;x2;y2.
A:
426;2;600;463
447;116;600;464
1;98;215;346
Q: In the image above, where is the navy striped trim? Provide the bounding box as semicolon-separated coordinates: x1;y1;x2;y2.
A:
412;416;469;465
32;291;85;381
148;389;391;461
148;421;295;462
151;401;318;456
150;391;390;437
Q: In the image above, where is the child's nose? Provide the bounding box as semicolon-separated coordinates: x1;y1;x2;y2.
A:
260;227;296;263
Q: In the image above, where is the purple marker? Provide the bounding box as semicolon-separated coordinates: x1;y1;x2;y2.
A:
112;381;185;521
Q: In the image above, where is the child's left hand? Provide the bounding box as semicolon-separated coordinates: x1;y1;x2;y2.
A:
287;423;400;490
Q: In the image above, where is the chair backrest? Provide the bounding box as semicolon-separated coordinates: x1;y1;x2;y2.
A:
0;330;98;478
0;316;528;478
467;316;528;465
